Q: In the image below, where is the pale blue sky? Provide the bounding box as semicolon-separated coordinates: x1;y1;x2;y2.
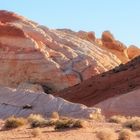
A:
0;0;140;47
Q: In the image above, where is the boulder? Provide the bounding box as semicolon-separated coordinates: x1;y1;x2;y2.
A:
101;31;128;63
77;31;96;43
127;45;140;59
102;31;114;42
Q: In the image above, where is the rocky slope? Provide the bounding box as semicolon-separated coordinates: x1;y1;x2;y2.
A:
1;10;140;92
95;89;140;117
0;86;100;119
55;56;140;116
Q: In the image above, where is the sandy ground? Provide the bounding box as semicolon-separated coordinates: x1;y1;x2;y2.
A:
0;120;140;140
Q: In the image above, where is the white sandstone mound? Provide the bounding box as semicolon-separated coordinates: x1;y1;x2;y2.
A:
0;86;100;119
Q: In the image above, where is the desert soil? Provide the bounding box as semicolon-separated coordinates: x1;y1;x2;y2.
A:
0;120;139;140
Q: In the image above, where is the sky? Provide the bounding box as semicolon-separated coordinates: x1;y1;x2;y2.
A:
0;0;140;47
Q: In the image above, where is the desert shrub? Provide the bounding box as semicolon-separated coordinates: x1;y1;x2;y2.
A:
4;116;26;129
31;128;41;137
55;120;70;129
55;119;85;130
118;129;134;140
96;128;117;140
123;117;140;131
30;119;47;128
131;119;140;131
108;115;127;124
31;119;57;128
89;112;105;121
28;114;57;128
45;120;56;126
51;112;59;120
28;114;45;123
73;120;87;128
28;114;47;128
60;116;69;120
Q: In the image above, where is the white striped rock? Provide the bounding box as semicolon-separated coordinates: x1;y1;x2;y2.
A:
0;86;100;119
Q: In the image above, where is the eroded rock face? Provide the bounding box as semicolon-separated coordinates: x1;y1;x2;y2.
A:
101;31;126;51
77;31;96;43
127;45;140;59
101;31;129;63
0;10;23;23
0;86;100;119
0;10;121;91
56;56;140;112
61;30;140;64
102;31;115;42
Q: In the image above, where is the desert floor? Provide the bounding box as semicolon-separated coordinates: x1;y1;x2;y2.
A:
0;120;140;140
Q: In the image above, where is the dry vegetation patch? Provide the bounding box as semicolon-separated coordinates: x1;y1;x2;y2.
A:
55;119;86;130
28;114;46;123
123;117;140;131
108;115;127;124
96;128;117;140
90;112;105;121
28;114;56;128
27;114;86;130
118;129;134;140
4;116;26;129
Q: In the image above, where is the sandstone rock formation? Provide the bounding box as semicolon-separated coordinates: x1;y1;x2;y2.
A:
0;10;140;119
95;89;140;117
102;31;115;42
0;10;122;91
56;56;140;116
127;45;140;59
0;86;100;119
77;31;96;43
59;30;140;64
57;29;96;43
100;31;129;63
